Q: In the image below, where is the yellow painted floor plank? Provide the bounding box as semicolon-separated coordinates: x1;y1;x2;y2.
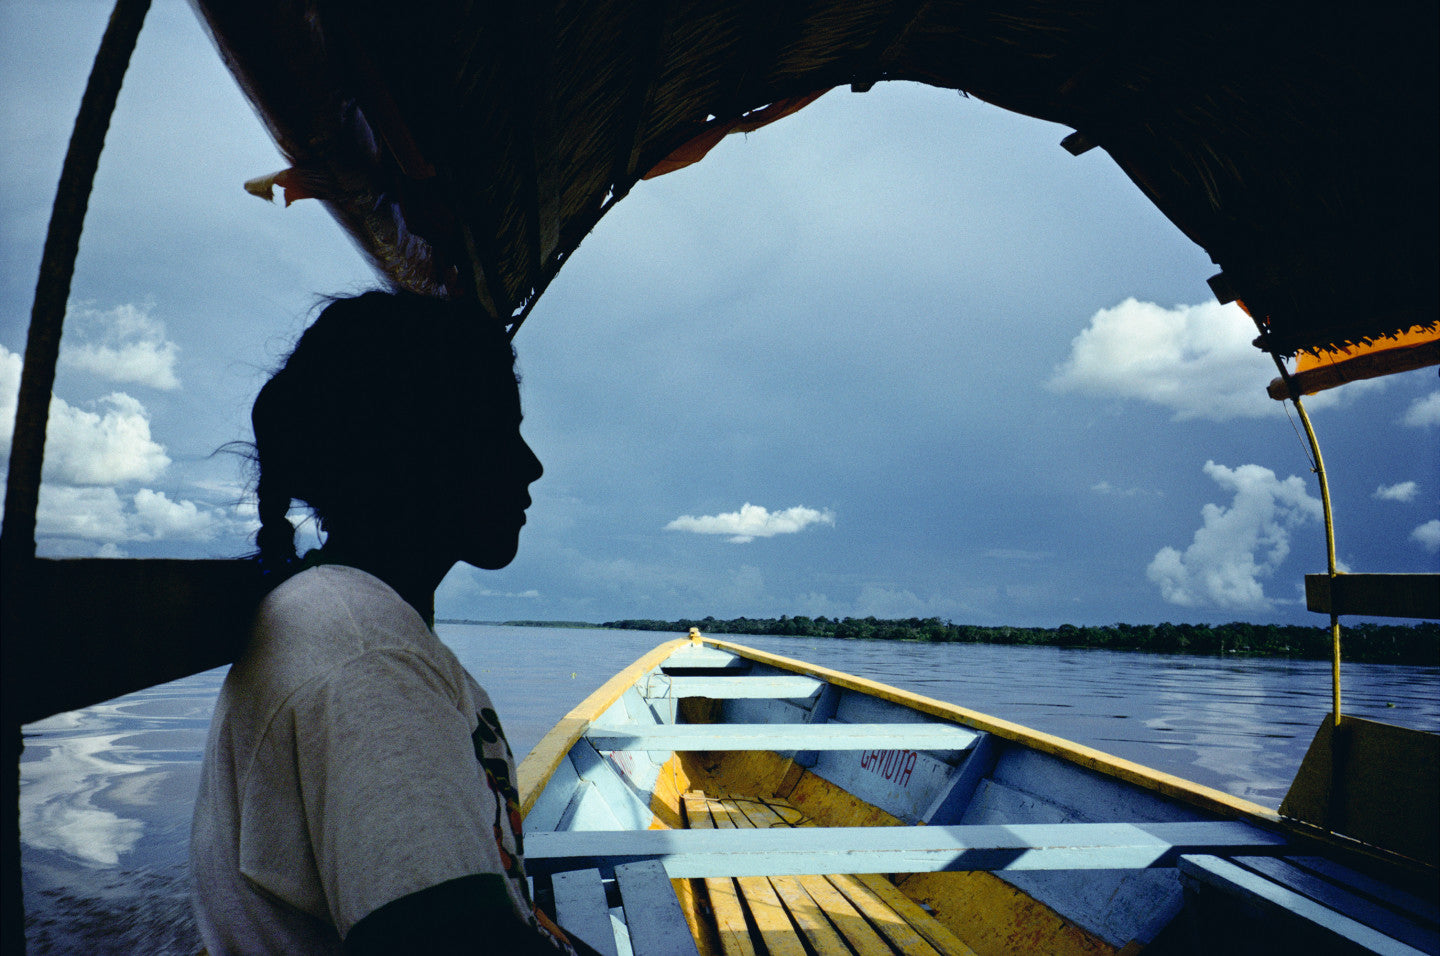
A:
671;876;721;956
702;795;808;956
769;876;855;956
683;793;758;956
751;795;974;956
800;876;904;956
733;874;807;956
720;799;858;956
852;875;978;956
826;874;952;956
728;798;899;956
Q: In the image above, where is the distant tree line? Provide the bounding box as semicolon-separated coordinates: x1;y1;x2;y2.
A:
597;616;1440;665
501;620;605;629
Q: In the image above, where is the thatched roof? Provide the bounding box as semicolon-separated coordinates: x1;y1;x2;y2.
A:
193;0;1438;357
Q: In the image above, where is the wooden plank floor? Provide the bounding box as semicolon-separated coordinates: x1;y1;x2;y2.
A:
681;791;978;956
682;793;765;956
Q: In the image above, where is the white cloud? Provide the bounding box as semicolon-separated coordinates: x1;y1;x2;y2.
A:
793;591;839;617
33;483;237;550
35;486;132;543
1091;481;1161;498
1049;299;1383;421
2;346;170;485
129;488;223;541
46;393;171;485
0;345;19;431
60;301;180;390
666;502;835;543
1147;461;1322;610
1413;520;1440;553
1049;299;1272;420
1403;391;1440;428
1374;481;1418;503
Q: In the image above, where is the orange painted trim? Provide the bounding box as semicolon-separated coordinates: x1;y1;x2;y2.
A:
1268;326;1440;399
1296;324;1439;373
642;91;831;179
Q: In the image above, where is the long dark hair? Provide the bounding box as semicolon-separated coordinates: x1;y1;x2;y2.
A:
250;291;516;584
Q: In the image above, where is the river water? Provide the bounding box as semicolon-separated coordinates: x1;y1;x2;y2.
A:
20;626;1440;953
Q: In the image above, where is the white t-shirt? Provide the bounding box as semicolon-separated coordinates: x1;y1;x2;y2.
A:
191;565;550;954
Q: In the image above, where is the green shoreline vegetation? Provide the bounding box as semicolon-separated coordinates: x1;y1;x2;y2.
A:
438;619;605;628
484;616;1439;665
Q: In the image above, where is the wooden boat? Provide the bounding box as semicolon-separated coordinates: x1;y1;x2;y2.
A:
517;633;1438;956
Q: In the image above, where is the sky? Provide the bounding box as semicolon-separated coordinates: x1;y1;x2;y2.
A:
2;0;1436;629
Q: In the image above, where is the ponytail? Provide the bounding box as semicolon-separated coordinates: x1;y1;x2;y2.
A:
250;370;302;586
254;470;297;581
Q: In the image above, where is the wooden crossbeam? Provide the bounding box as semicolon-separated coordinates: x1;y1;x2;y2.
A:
643;676;825;700
1305;573;1440;619
661;647;747;670
525;821;1287;878
585;722;979;752
709;796;876;956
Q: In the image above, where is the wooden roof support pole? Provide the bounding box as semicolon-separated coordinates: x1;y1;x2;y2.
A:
1291;396;1342;728
1254;321;1342;729
0;0;151;949
0;0;152;566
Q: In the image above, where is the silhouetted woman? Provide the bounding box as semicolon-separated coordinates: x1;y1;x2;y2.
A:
190;291;574;954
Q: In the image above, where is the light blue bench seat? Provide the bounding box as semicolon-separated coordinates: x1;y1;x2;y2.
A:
1178;854;1439;955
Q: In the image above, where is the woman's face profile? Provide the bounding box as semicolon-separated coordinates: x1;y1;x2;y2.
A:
443;372;544;571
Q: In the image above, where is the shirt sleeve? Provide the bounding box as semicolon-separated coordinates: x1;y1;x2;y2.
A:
238;647;512;939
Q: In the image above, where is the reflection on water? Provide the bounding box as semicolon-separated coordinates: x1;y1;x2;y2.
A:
22;668;224;954
21;627;1440;953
